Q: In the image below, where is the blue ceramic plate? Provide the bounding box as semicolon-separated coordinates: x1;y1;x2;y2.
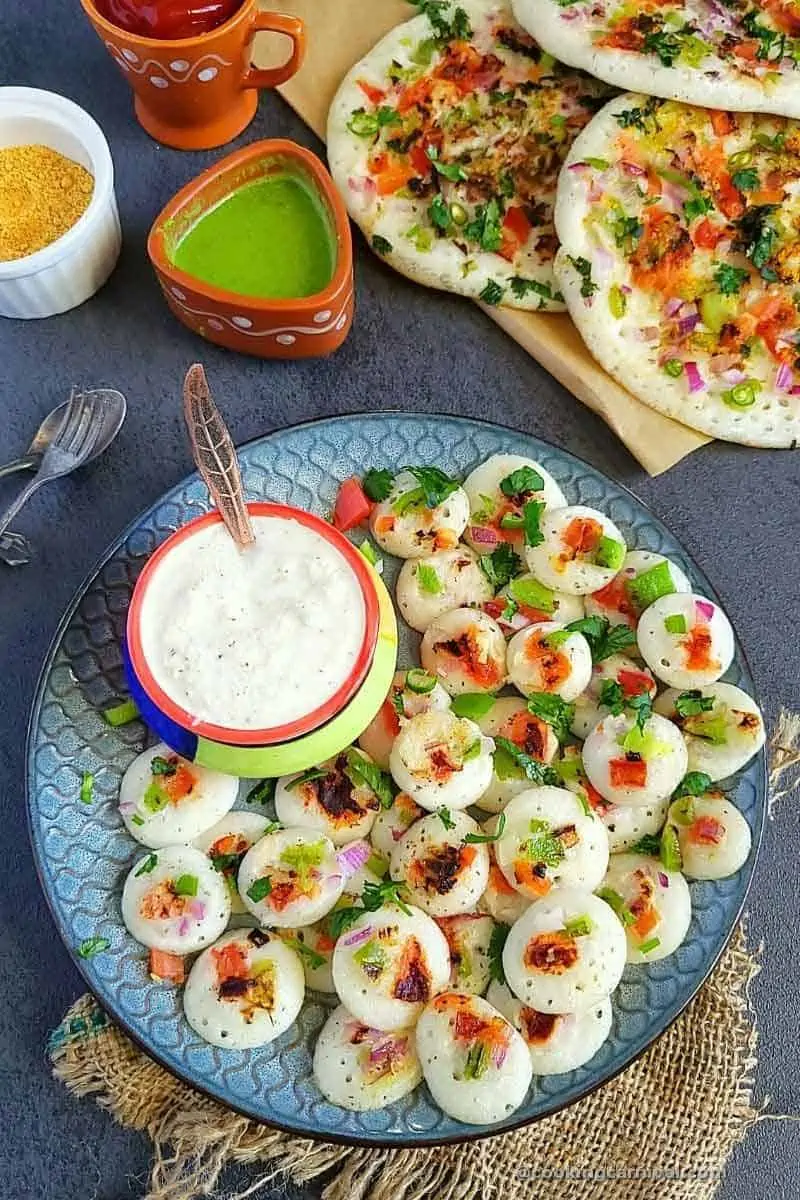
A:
27;413;765;1145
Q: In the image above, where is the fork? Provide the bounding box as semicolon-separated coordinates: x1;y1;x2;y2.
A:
0;390;108;548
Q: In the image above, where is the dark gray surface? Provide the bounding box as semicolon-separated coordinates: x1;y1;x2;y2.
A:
1;8;797;1198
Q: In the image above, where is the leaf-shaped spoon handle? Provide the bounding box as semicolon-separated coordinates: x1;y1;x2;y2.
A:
183;363;255;549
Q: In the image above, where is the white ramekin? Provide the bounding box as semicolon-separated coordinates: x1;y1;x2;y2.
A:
0;87;122;319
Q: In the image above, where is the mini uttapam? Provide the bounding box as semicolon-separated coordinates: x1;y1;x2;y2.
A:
502;887;626;1013
487;979;612;1075
495;787;609;898
183;928;305;1049
331;902;451;1031
506;621;592;702
359;668;451;770
313;1004;422;1110
582;712;688;807
463;455;566;555
389;709;495;811
238;828;344;928
654;683;765;781
665;792;752;881
118;744;238;849
524;506;627;595
415;992;533;1124
369;470;470;559
122;845;231;955
390;810;490;917
637;595;735;690
420;608;508;696
557;743;669;853
275;751;382;846
599;853;691;963
396;547;493;633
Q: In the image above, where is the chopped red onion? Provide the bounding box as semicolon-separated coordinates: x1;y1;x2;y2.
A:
776;363;793;392
470;525;499;547
491;1040;509;1068
369;1035;407;1065
677;313;700;336
621;284;632;295
178;916;191;937
118;800;136;815
342;924;373;948
568;161;588;173
188;899;206;921
621;160;647;177
658;871;669;889
685;362;705;393
664;298;683;318
695;598;715;621
337;840;371;879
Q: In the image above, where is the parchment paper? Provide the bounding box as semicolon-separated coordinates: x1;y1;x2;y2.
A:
257;0;711;474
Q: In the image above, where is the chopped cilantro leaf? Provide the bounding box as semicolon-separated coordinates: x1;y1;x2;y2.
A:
673;771;712;798
567;255;597;299
675;689;715;718
135;853;158;877
493;737;561;784
630;834;662;857
363;468;394;501
372;234;393;255
479;542;522;588
345;749;397;809
525;694;575;744
437;806;456;830
78;936;110;959
488;922;510;983
732;168;759;193
713;263;749;295
402;465;460;509
522;499;546;547
464;812;507;844
566;616;636;663
362;878;411;915
500;466;544;498
479;279;505;305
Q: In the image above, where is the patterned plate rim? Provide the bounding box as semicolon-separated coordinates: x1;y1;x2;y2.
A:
26;411;767;1147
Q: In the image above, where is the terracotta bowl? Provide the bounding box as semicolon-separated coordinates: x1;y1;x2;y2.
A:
147;139;354;358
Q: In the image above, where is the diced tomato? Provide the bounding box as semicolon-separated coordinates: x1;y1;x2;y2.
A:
609;757;647;788
617;668;653;697
751;294;797;362
316;933;336;954
374;514;395;534
409;143;432;178
632;906;658;939
732;39;760;61
503;208;530;240
562;516;602;556
397;76;434;114
333;477;372;532
693;218;726;250
585;779;613;816
372;159;416;196
149;949;185;984
514;858;552;896
715;172;745;220
212;942;249;982
483;599;506;621
683;625;717;673
590;576;637;626
524;633;570;690
357;78;386;105
709;110;736;137
380;695;402;739
689;816;725;845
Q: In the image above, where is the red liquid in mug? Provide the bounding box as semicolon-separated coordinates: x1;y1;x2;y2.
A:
96;0;243;39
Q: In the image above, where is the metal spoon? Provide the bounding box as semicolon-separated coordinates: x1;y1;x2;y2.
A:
0;388;127;557
0;388;127;480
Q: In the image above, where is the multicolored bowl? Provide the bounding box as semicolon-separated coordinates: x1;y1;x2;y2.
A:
123;503;397;777
147;139;354;358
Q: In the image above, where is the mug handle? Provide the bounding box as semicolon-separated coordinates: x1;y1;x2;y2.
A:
242;12;305;89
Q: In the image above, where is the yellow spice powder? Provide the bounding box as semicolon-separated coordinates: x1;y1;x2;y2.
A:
0;143;94;262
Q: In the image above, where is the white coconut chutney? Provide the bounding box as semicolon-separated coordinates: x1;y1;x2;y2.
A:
139;515;366;730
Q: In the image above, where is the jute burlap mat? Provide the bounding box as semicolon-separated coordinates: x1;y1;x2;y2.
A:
47;714;800;1200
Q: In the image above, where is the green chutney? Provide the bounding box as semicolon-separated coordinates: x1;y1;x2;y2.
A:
172;173;335;299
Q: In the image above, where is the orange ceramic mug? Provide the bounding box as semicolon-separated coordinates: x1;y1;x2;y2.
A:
79;0;305;150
